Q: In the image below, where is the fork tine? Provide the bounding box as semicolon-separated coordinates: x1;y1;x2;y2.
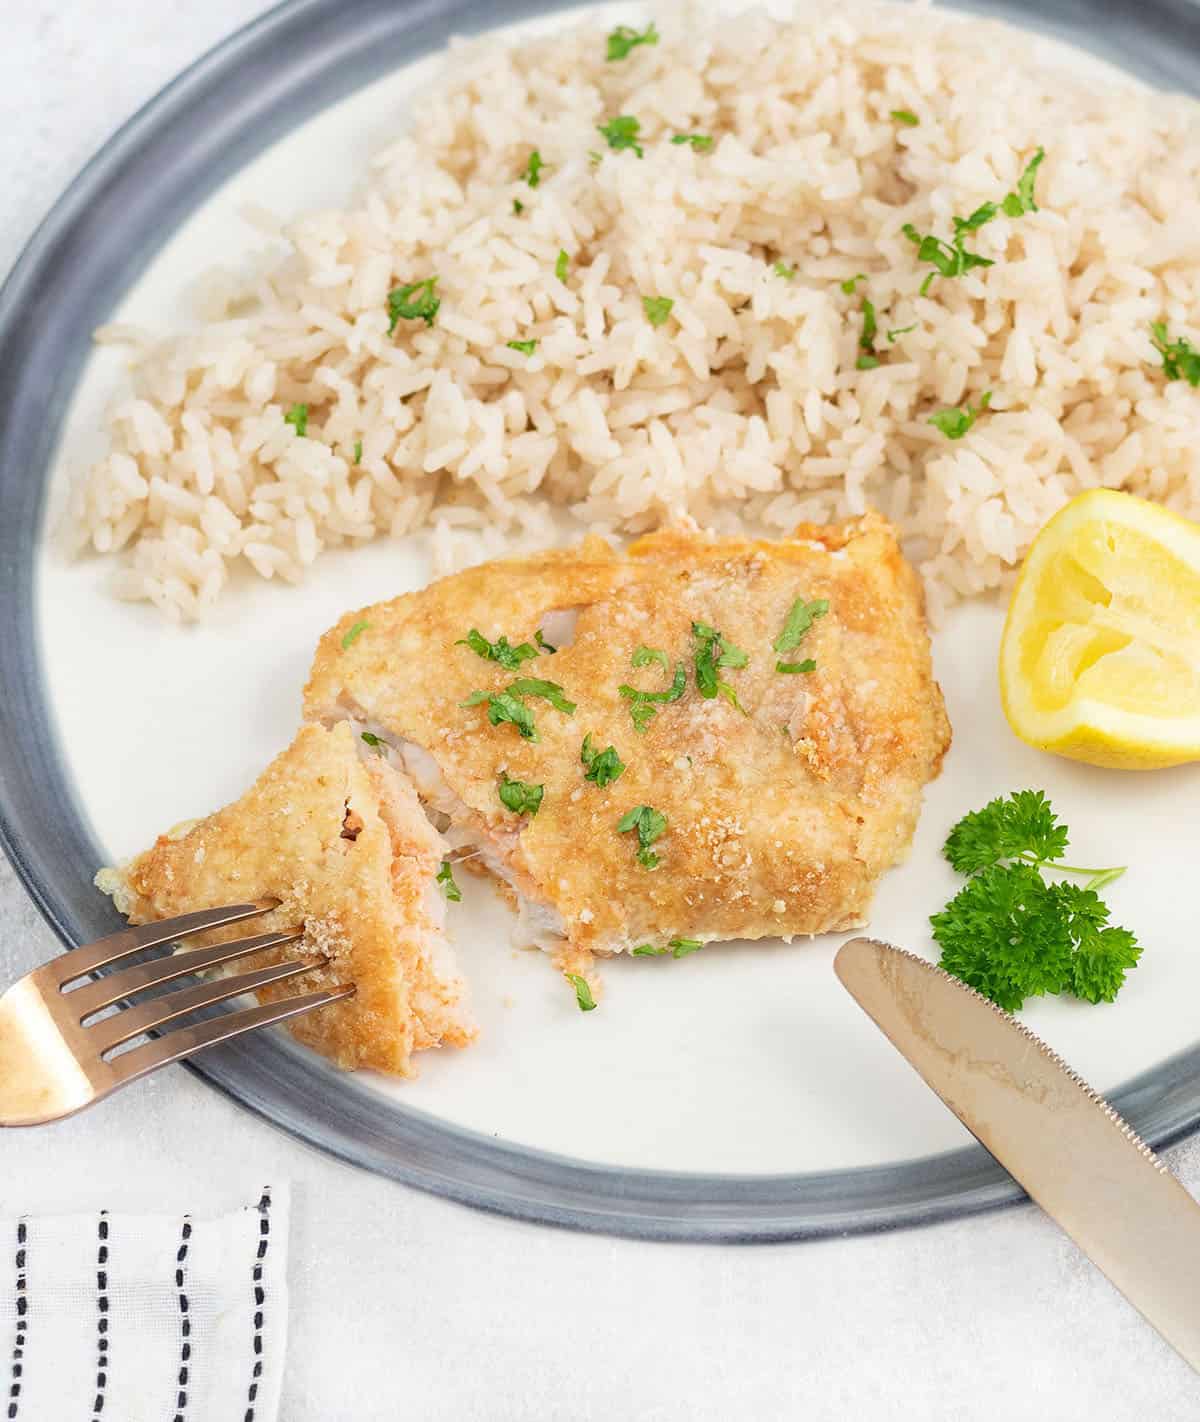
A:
67;930;303;1022
108;984;357;1084
52;901;278;982
88;958;322;1055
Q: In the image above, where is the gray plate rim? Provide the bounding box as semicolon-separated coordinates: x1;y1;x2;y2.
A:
3;0;1200;1241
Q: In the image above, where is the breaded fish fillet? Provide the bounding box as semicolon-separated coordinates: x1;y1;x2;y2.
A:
96;721;474;1074
304;514;951;968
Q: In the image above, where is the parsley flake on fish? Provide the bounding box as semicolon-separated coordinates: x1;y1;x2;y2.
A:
436;860;462;902
387;277;440;332
498;774;543;816
360;731;388;756
581;733;625;787
617;804;668;870
456;629;539;669
632;937;703;957
606;22;658;60
619;657;686;732
463;688;539;740
692;621;749;712
341;620;369;650
597;115;644;157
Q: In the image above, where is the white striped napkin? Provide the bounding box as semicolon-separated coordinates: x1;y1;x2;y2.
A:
0;1186;288;1422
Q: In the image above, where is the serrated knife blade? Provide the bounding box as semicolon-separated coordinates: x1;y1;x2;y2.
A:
835;936;1200;1372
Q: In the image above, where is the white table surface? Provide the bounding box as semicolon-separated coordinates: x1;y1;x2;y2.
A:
4;3;1200;1417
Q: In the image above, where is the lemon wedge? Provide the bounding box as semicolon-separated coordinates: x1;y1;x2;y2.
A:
999;489;1200;769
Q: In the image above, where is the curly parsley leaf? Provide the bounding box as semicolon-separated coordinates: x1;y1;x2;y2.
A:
498;774;543;816
437;859;462;902
284;403;308;437
597;115;644;157
387;277;440;332
932;792;1140;1010
928;391;991;439
581;733;625;788
568;973;597;1011
617;804;668;870
456;628;539;670
1150;321;1200;387
606;22;658;61
943;789;1069;873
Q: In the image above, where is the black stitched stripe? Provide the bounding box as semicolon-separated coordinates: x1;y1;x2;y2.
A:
91;1213;109;1420
243;1190;271;1422
7;1220;27;1421
172;1218;192;1422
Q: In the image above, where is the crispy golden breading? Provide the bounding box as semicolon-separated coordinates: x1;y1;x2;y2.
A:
98;722;474;1074
304;514;951;956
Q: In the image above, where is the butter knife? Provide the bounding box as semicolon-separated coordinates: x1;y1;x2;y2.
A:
834;935;1200;1372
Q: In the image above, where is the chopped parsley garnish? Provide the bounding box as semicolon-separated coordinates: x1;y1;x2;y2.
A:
437;859;462;902
931;790;1139;1011
671;133;713;151
1150;321;1200;386
513;198;524;215
535;628;556;654
568;973;597;1011
692;621;749;712
840;273;867;295
498;774;543;816
1001;147;1045;217
887;324;917;342
631;645;670;672
522;149;545;188
774;596;828;674
555;250;570;282
633;937;703;958
387;277;440;332
856;298;879;368
928;391;991;440
352;439;363;464
464;676;575;739
904;147;1045;293
463;688;539;740
891;108;919;126
456;628;539;670
360;730;388;756
284;403;308;437
617;804;668;870
606;21;658;60
597;115;644;158
581;733;625;787
620;656;686;732
508;677;577;715
341;619;369;650
507;339;538;356
643;296;674;327
774;261;796;279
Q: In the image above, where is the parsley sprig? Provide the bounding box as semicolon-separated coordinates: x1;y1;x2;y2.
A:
620;654;686;732
617;804;668;870
457;628;539;670
498;774;543;816
692;622;749;713
931;790;1139;1012
463;677;576;740
773;597;828;674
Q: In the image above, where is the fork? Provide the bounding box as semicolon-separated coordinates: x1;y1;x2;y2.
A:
0;900;354;1126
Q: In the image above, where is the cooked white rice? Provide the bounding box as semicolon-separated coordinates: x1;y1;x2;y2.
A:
70;0;1200;621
